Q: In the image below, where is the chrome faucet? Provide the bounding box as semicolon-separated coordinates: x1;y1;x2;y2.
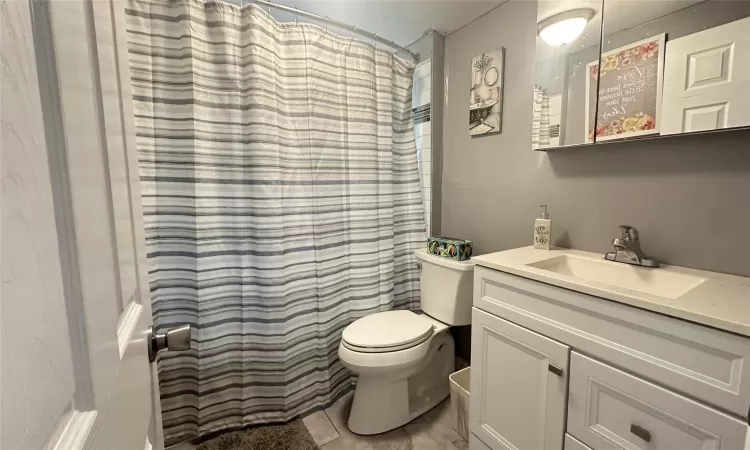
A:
604;225;659;267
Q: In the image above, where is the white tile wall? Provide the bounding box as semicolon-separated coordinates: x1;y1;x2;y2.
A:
414;121;431;139
412;59;433;237
413;88;431;109
415;134;432;152
413;74;431;94
414;60;431;80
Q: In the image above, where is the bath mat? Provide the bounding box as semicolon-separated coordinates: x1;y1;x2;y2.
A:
196;419;319;450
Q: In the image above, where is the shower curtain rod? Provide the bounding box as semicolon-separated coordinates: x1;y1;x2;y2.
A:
245;0;420;63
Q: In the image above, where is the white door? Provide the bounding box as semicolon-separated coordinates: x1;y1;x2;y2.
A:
661;16;750;134
1;0;181;449
469;308;569;450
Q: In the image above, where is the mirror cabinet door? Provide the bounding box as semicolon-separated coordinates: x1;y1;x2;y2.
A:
533;0;750;150
597;0;750;142
534;0;603;149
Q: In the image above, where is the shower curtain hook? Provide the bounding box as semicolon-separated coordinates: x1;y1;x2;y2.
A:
324;16;328;32
294;6;298;25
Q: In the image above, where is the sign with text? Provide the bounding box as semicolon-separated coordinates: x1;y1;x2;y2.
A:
586;35;665;143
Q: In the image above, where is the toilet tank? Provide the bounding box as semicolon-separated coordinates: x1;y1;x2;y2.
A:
414;249;475;326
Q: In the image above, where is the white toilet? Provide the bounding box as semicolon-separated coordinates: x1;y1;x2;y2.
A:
338;248;475;435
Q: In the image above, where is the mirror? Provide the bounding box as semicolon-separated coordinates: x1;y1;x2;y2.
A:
533;0;750;150
534;0;603;149
596;0;750;141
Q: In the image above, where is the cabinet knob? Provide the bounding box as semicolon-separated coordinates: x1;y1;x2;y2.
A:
548;364;564;377
630;424;652;442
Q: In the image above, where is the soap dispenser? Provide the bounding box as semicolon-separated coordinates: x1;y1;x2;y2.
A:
534;204;551;250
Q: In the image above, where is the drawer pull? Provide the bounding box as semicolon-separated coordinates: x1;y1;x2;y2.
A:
630;424;652;442
548;364;564;377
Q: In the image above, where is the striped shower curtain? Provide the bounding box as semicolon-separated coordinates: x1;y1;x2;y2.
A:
125;0;426;444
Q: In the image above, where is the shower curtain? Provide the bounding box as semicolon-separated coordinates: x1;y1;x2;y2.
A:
125;0;426;444
532;84;551;150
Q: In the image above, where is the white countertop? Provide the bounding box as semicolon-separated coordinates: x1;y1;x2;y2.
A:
472;246;750;337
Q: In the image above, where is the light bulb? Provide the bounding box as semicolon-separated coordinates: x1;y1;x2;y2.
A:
539;17;588;46
537;8;595;47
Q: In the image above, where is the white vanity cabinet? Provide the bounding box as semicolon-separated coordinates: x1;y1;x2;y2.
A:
468;260;750;450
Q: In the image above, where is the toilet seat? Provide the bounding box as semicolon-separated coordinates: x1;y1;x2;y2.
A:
342;310;435;353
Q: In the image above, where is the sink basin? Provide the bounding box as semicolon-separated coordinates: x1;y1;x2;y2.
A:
526;255;706;299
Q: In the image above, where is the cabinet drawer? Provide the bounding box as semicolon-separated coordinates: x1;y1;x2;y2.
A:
568;351;748;450
564;434;593;450
474;266;750;417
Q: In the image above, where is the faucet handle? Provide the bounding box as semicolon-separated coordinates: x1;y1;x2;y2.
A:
619;225;639;240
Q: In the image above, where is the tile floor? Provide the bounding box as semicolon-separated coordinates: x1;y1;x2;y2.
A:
312;393;468;450
167;392;468;450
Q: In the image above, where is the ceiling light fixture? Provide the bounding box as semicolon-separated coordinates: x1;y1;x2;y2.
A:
537;8;595;47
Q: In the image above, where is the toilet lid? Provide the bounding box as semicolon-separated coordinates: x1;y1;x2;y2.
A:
342;310;434;353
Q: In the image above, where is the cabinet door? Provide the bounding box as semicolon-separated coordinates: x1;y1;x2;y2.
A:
470;433;494;450
564;434;594;450
470;308;570;450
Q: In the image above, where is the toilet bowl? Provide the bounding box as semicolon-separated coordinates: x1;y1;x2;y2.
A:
338;249;475;435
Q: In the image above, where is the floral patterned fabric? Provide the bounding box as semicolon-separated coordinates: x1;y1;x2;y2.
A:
588;39;661;141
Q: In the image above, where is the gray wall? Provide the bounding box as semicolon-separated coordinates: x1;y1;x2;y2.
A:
408;32;435;62
600;0;750;53
409;31;446;235
442;0;750;278
431;33;445;236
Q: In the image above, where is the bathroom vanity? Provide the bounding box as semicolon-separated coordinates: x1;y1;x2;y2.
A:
467;247;750;450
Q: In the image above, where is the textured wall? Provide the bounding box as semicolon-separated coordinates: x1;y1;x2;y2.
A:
442;0;750;278
409;31;446;236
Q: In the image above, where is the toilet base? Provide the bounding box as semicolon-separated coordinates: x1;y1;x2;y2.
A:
346;332;455;435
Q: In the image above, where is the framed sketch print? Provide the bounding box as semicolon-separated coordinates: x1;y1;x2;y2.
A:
585;34;666;143
470;48;505;137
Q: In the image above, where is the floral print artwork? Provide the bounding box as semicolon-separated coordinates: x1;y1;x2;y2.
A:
588;37;663;142
590;112;655;141
590;40;660;79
